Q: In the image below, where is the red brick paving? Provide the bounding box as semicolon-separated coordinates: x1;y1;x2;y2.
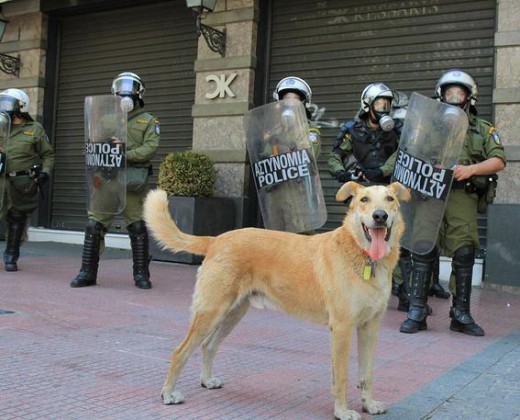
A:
1;244;519;419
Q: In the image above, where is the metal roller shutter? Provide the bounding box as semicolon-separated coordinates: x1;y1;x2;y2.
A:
51;1;197;231
267;0;496;232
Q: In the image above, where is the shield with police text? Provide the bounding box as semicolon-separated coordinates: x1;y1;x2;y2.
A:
244;99;327;233
85;95;127;214
0;111;10;208
391;92;468;254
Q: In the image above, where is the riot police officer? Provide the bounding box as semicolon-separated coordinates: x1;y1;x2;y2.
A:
0;88;55;272
388;91;451;304
328;82;401;184
272;76;321;158
400;69;506;336
71;72;160;289
258;76;323;233
328;83;412;309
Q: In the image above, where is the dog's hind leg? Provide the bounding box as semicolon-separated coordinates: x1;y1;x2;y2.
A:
162;303;233;405
357;318;387;415
200;298;250;389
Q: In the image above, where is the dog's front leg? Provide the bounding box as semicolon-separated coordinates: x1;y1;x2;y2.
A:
330;322;362;420
357;318;387;415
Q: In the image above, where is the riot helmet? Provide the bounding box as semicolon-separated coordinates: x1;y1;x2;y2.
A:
435;69;478;109
360;82;395;131
111;72;145;112
0;88;30;116
391;91;408;121
273;76;312;103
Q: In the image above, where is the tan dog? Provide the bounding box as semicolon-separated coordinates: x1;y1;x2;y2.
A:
143;181;410;420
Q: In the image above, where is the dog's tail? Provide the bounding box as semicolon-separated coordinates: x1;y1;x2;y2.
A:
143;189;214;256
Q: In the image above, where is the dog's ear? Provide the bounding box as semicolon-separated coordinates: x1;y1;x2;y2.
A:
336;181;363;202
389;182;411;202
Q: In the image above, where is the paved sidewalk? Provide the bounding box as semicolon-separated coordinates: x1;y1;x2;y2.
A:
1;241;519;420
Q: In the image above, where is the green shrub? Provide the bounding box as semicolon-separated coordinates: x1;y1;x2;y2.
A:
158;150;216;197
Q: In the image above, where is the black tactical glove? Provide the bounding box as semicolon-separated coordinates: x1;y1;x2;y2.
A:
335;170;351;183
0;151;5;175
36;172;49;186
362;168;383;181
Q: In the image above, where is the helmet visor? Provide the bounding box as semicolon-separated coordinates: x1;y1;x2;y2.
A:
372;97;392;112
442;85;468;105
112;78;141;96
0;96;19;113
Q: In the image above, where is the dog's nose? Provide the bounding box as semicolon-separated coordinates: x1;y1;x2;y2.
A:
373;210;388;224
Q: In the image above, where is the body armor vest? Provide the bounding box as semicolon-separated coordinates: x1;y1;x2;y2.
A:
346;119;401;169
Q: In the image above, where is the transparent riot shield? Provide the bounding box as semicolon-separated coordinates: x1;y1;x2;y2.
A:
391;93;468;254
0;111;10;208
85;95;127;214
244;99;327;233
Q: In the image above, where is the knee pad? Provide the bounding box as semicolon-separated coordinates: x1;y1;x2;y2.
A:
7;208;27;224
127;220;147;235
86;219;106;236
453;245;475;268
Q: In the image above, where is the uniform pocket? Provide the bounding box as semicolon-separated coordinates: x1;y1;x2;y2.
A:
126;166;149;193
9;175;38;212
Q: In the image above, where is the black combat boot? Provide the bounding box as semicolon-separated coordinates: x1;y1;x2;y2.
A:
429;255;450;299
70;220;104;287
128;220;152;290
449;246;484;336
400;248;436;334
3;209;27;272
397;249;412;312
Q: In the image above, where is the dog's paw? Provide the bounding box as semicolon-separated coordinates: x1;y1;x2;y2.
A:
334;409;362;420
362;398;387;415
161;390;185;405
201;377;223;389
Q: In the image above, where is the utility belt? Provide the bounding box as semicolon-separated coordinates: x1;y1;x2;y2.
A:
8;169;32;178
451;180;476;194
8;165;42;180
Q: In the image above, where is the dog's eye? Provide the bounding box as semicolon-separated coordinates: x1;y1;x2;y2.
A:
360;196;369;203
386;196;395;202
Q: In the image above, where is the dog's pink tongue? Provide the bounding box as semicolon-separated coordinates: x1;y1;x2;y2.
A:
368;228;387;261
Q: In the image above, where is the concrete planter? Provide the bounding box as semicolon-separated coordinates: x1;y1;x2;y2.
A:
150;196;235;264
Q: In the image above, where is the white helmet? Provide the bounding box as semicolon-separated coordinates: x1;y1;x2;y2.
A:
435;69;478;106
0;88;30;114
360;82;394;113
273;76;312;103
111;72;145;99
391;91;408;120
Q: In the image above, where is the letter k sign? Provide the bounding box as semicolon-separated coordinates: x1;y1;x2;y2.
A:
205;73;237;99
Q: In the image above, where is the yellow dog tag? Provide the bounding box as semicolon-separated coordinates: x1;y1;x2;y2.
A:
363;259;374;280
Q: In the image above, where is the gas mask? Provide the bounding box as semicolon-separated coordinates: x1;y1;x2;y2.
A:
281;108;297;127
373;111;395;131
439;106;462;124
370;97;394;131
435;105;464;137
120;96;134;113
